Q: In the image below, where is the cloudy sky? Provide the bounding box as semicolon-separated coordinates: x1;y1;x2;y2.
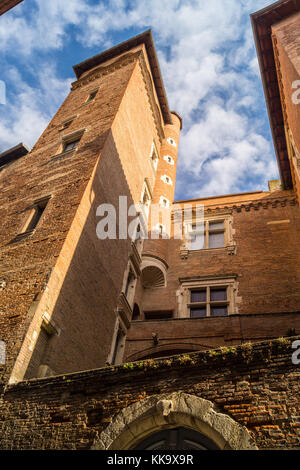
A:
0;0;279;200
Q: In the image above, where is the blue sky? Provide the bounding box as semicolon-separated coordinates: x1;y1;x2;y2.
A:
0;0;279;200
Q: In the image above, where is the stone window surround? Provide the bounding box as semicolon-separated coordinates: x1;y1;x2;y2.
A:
177;275;238;318
15;195;52;241
163;155;175;165
179;210;236;258
139;179;153;222
58;114;78;132
161;174;173;185
58;128;86;155
122;260;139;308
167;137;176;147
149;141;159;173
106;315;127;366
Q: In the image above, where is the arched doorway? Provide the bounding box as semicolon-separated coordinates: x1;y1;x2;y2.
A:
133;427;219;450
92;392;257;450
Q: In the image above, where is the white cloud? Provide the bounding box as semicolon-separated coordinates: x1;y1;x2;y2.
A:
0;65;72;151
0;0;280;197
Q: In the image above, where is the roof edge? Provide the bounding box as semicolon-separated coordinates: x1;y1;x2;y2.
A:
73;30;172;126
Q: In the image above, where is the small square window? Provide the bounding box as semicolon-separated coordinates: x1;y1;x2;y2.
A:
63;139;80;153
188;284;230;318
190;308;206;318
87;90;98;102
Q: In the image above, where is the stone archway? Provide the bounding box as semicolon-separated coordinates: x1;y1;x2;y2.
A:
92;392;257;450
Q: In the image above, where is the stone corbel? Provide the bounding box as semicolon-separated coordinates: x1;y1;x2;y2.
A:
226;245;237;256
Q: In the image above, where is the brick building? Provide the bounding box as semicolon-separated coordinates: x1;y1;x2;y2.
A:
0;0;299;450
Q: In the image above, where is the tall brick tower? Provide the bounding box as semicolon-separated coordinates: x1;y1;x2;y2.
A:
0;0;300;451
0;31;182;384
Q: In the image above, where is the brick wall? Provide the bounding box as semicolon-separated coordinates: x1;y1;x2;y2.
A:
127;189;300;359
0;47;166;384
272;13;300;201
0;336;299;450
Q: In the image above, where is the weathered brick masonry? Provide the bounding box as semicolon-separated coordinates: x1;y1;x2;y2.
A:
0;1;299;450
0;337;299;450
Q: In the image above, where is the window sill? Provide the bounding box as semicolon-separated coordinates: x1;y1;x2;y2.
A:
9;229;35;244
180;245;236;259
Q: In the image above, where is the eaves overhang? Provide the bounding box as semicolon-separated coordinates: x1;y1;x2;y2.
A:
251;0;300;189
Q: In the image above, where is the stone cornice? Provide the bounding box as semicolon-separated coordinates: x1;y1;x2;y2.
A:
173;195;296;215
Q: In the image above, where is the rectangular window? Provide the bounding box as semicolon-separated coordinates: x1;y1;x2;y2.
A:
86;90;98;102
189;286;228;318
22;196;50;234
189;219;225;250
63;139;80;153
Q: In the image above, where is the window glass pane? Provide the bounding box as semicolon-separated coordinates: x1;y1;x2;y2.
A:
190;233;205;250
191;290;206;303
190;308;206;318
209;232;224;248
209;221;224;230
210;288;227;301
211;306;227;317
64;140;79;152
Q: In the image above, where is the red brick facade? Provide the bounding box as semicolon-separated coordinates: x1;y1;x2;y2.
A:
0;2;299;450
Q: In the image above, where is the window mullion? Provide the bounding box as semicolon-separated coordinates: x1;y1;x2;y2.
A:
207;287;210;317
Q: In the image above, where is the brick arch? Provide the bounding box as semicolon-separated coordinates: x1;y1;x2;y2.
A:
91;392;257;450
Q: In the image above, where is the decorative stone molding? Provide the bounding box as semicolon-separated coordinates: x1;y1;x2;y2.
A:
177;274;239;318
137;52;165;144
117;293;132;329
92;392;257;450
129;242;142;277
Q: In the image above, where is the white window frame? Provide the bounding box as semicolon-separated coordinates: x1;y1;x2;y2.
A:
159;196;170;209
164;155;175;165
161;174;173;186
185;213;234;252
178;276;238;318
167;137;177;147
149;141;159;172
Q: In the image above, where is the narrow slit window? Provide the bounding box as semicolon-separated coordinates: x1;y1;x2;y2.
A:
21;197;50;234
86;90;98;102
